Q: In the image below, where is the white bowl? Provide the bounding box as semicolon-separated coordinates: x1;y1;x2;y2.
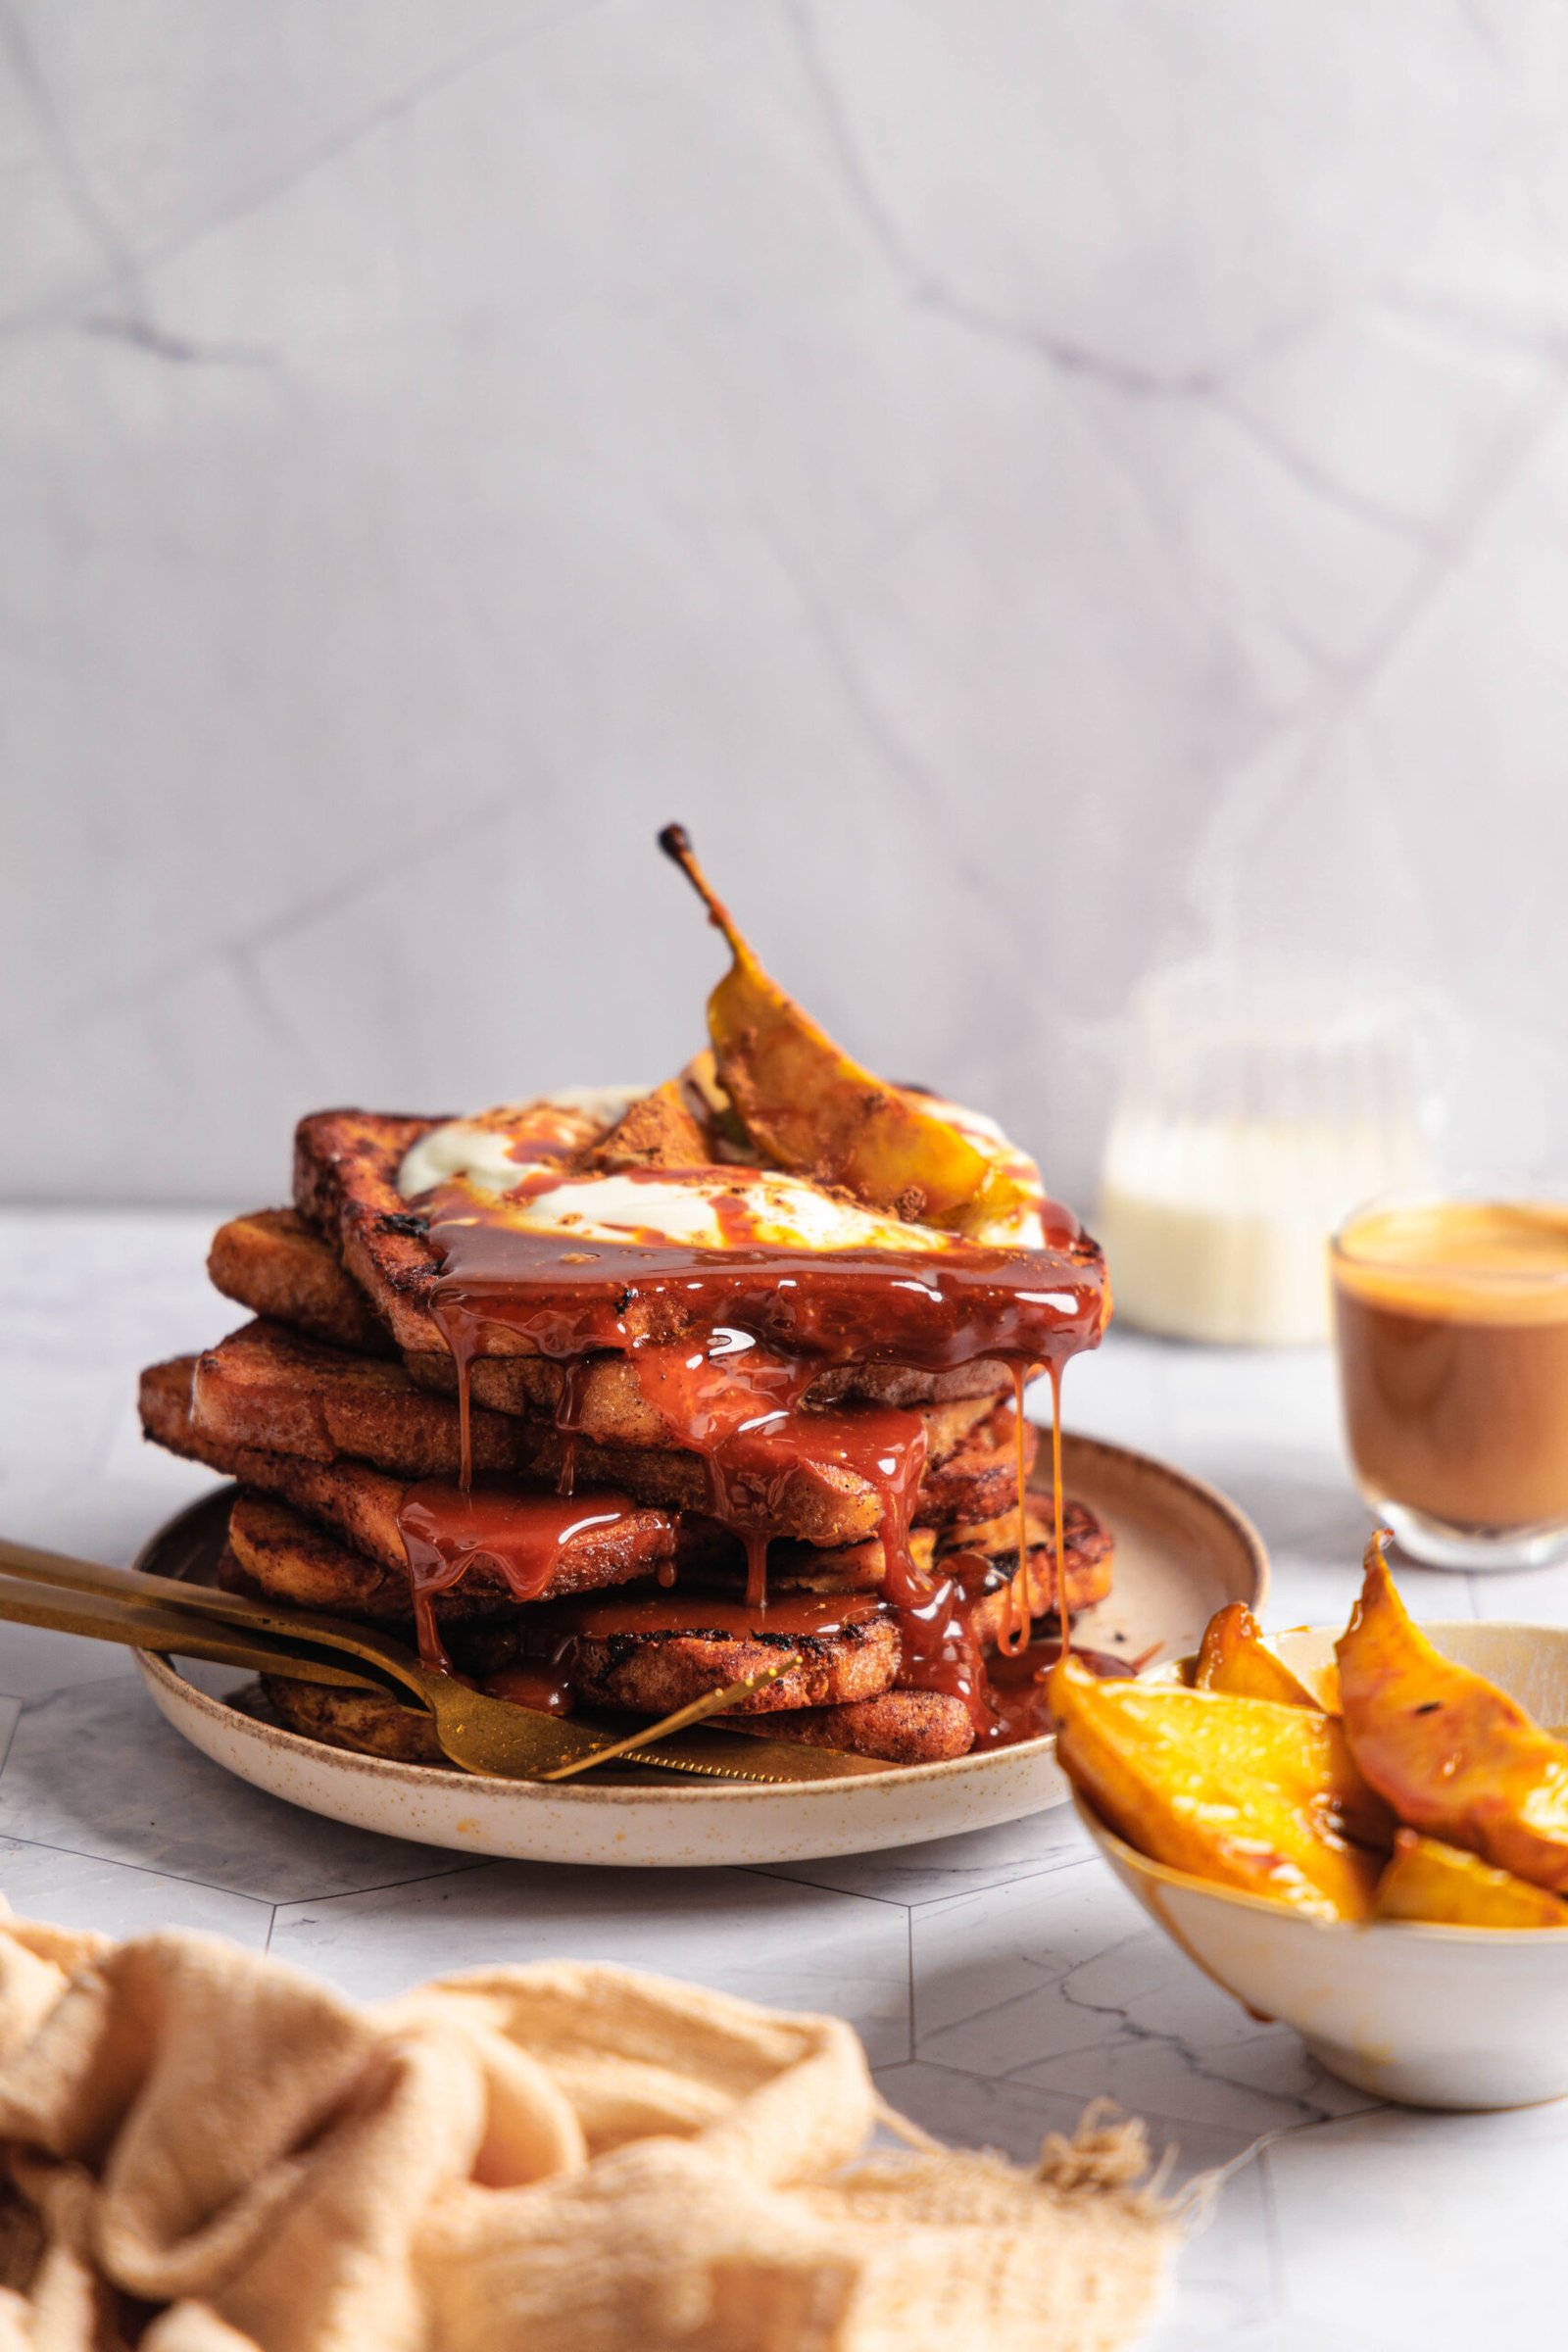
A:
1073;1620;1568;2111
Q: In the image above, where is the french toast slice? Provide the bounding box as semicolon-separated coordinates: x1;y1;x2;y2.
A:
400;1347;1012;1439
186;1320;1025;1548
257;1662;956;1767
760;1495;1115;1621
139;1357;674;1605
719;1690;976;1764
209;1210;396;1356
223;1474;1109;1631
293;1110;443;1354
291;1111;1025;1408
213;1195;1014;1430
401;1346;1012;1438
563;1608;899;1716
192;1320;535;1482
956;1498;1116;1642
225;1494;483;1624
261;1670;447;1764
221;1497;691;1665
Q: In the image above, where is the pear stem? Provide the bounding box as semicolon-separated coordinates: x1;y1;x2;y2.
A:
658;824;751;963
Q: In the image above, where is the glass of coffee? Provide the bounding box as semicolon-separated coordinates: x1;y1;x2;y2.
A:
1332;1194;1568;1569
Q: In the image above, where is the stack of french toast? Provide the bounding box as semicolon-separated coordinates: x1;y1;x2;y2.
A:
137;832;1116;1767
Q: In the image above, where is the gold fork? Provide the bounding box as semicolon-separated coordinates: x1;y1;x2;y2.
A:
0;1538;798;1779
0;1536;889;1781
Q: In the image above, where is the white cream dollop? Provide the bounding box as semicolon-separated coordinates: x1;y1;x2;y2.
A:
399;1088;1048;1252
396;1089;644;1200
491;1168;956;1253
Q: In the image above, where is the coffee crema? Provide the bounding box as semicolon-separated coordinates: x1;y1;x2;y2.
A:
1333;1200;1568;1534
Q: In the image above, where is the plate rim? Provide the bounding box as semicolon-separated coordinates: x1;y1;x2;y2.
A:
130;1430;1268;1808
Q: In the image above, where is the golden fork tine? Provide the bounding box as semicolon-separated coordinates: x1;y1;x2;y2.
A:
538;1654;801;1781
0;1535;639;1776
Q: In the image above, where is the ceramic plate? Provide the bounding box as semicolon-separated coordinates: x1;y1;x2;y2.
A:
130;1433;1267;1867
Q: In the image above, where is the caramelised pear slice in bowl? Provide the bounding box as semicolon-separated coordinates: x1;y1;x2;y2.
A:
1337;1545;1568;1890
1192;1600;1326;1710
1060;1556;1568;2108
1372;1830;1568;1930
1050;1657;1389;1921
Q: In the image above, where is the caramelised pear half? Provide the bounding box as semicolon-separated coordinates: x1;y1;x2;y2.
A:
1372;1829;1568;1930
1193;1603;1324;1710
1338;1538;1568;1892
1050;1657;1388;1920
659;825;1025;1234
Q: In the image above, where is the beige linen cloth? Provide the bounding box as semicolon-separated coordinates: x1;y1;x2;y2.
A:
0;1905;1191;2352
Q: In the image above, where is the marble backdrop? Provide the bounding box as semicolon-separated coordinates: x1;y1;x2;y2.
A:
5;1;1568;1206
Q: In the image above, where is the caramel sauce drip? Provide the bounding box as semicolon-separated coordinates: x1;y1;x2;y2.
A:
424;1177;1102;1383
397;1482;645;1669
985;1637;1133;1740
889;1571;995;1734
983;1363;1070;1720
1049;1357;1068;1658
555;1590;883;1639
414;1152;1108;1745
480;1660;575;1714
996;1363;1032;1657
625;1335;929;1615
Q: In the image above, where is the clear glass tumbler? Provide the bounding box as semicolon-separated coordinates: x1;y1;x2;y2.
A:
1332;1191;1568;1571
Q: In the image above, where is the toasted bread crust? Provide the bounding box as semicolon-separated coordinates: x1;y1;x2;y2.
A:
193;1320;533;1481
293;1109;1021;1409
208;1210;396;1356
914;1403;1039;1527
293;1110;447;1353
720;1689;975;1764
140;1356;675;1604
959;1498;1115;1642
262;1671;445;1764
184;1321;1016;1548
226;1494;500;1624
566;1611;899;1715
259;1660;957;1766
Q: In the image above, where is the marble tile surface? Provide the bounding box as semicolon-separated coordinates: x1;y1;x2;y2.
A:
0;1674;478;1902
271;1859;912;2066
0;1834;272;1947
0;1206;1555;2349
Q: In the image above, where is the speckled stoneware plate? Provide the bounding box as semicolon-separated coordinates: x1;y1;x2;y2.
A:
130;1435;1266;1868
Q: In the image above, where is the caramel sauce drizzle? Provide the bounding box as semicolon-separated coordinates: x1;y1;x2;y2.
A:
410;1158;1107;1744
479;1659;575;1714
550;1589;882;1640
1048;1357;1068;1656
398;1481;650;1670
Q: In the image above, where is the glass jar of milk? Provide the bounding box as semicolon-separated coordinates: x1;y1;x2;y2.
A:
1097;964;1432;1346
